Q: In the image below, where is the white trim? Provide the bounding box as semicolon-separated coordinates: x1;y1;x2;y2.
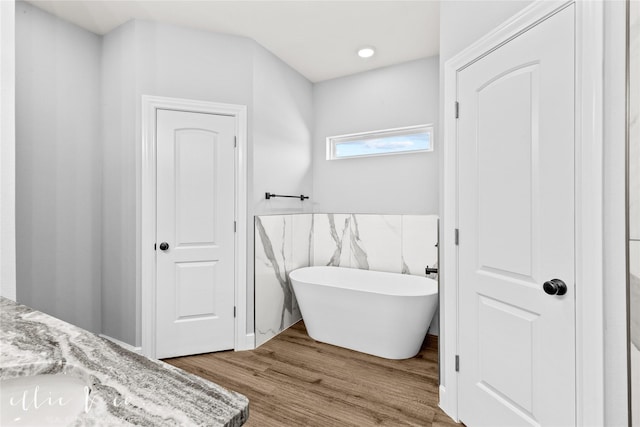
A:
99;334;143;354
238;333;255;351
0;0;16;301
441;0;604;423
574;1;605;424
140;95;251;359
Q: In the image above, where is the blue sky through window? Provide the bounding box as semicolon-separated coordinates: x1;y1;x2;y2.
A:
331;127;432;159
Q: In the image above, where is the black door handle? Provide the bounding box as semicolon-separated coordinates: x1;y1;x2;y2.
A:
159;242;169;251
543;279;567;296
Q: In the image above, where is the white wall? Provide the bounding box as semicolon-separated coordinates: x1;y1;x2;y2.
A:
133;24;256;337
251;45;314;331
101;20;138;345
15;7;436;347
313;57;439;214
438;0;534;65
101;21;256;346
252;46;314;217
17;8;427;347
99;20;314;345
15;1;102;333
16;9;314;346
133;21;255;106
0;0;16;301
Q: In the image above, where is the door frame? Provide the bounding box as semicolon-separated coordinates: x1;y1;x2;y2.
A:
441;0;605;424
140;95;250;359
0;0;16;301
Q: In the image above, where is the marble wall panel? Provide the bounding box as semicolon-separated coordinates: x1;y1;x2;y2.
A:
631;240;639;427
290;214;314;320
255;213;440;346
401;215;439;334
254;215;309;346
312;213;351;267
349;214;402;273
402;215;439;277
312;214;439;276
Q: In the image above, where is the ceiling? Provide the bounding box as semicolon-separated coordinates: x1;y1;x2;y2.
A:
25;0;440;82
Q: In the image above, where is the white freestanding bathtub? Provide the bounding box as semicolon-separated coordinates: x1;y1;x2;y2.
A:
289;266;438;360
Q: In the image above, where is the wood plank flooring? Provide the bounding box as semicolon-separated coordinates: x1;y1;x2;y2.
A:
164;321;460;427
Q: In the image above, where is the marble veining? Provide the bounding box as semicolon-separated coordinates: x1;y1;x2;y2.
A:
351;215;402;273
349;215;370;270
316;214;351;267
254;215;312;346
0;297;248;426
313;214;437;276
254;213;439;347
255;217;294;331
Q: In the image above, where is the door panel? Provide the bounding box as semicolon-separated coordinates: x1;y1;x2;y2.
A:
174;129;218;245
477;66;536;278
477;295;538;413
458;5;575;427
156;109;235;359
175;261;218;319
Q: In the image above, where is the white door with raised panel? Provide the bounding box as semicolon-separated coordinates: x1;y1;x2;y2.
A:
457;5;575;427
155;109;235;359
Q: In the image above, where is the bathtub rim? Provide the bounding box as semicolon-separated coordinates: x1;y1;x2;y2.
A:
289;266;438;297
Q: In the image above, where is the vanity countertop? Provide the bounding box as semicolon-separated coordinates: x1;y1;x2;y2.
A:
0;297;249;426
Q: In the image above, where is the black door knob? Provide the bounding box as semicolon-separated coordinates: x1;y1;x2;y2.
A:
159;242;169;251
543;279;567;296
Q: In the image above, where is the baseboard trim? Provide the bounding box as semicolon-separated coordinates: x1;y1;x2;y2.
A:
236;332;255;351
99;334;142;354
439;384;459;423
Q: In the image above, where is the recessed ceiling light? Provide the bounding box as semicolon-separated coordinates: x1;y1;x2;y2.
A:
357;47;376;58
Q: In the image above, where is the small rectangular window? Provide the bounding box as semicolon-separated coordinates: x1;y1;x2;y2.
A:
327;124;433;160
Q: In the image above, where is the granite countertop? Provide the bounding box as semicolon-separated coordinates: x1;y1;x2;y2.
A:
0;297;248;426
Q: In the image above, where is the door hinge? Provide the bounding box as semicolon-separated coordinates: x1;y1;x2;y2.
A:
455;101;460;119
455;355;460;372
233;306;236;318
234;136;237;148
234;221;237;232
455;228;459;246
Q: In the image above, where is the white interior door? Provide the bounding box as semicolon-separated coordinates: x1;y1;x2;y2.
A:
156;109;236;359
457;5;575;426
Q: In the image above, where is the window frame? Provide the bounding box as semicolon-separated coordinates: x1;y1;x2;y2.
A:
326;124;434;160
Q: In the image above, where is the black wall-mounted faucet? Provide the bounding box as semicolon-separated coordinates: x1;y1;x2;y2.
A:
425;266;438;275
